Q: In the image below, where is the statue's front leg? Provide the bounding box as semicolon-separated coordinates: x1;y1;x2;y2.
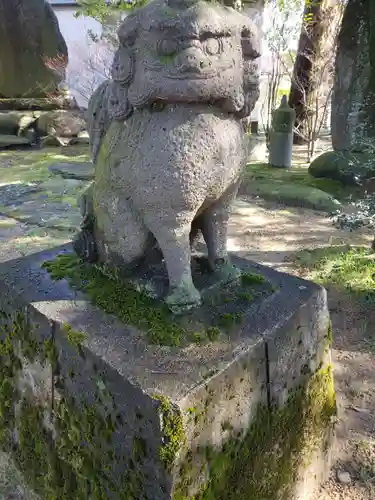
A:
200;181;242;283
144;213;201;314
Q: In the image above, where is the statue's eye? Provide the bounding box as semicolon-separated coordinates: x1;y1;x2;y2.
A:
158;38;179;56
202;38;222;56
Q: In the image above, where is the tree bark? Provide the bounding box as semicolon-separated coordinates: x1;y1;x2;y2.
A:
288;0;339;145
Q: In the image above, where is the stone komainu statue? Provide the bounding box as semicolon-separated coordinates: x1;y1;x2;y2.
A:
74;0;261;312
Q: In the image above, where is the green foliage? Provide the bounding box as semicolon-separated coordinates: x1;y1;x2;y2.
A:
245;162;360;202
75;0;147;24
294;246;375;300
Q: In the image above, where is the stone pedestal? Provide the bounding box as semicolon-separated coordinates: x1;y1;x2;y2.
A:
0;244;336;500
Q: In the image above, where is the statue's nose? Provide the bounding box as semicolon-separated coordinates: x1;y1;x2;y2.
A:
178;46;207;73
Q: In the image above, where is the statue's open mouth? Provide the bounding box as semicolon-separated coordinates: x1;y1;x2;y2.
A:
166;65;233;80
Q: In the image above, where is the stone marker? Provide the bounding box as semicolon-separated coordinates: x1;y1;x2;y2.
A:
74;0;262;314
0;0;68;98
0;243;335;499
269;95;295;168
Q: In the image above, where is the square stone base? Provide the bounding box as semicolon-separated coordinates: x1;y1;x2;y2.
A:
0;244;335;500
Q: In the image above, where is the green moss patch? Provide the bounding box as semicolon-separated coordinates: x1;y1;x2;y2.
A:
175;365;336;499
151;394;186;470
0;310;157;499
293;245;375;299
242;162;362;210
42;253;273;347
0;147;89;185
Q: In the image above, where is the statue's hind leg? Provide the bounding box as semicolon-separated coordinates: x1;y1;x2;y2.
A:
200;180;242;283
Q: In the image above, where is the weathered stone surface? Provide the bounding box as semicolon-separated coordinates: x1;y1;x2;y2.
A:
0;112;37;136
0;244;335;499
332;0;375;152
40;135;69;147
79;0;262;313
0;0;68;98
48;162;94;181
309;150;375;185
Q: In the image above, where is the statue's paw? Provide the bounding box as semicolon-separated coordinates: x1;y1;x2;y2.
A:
211;258;242;284
165;284;201;314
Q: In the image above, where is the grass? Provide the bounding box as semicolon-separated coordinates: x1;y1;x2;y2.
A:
243;163;362;210
293;245;375;352
293;246;375;299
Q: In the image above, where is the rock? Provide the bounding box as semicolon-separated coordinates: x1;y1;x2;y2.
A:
79;0;262;313
69;131;90;145
48;162;94;181
0;135;31;149
309;150;375;185
0;97;77;112
36;110;86;138
336;470;352;485
40;135;69;147
0;182;41;207
332;0;375;152
0;0;68;98
0;112;38;135
240;178;341;212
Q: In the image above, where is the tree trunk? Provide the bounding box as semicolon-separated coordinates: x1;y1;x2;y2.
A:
288;0;340;145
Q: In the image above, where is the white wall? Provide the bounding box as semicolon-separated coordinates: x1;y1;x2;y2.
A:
53;7;115;108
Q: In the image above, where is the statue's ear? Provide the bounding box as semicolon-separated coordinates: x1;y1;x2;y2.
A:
241;21;261;60
111;46;134;85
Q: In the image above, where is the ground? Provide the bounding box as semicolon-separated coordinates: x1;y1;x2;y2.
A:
0;140;374;499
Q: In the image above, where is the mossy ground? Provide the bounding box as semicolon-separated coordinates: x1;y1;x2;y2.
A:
42;252;272;347
242;163;362;211
175;364;336;500
294;244;375;351
0;146;90;185
293;245;375;300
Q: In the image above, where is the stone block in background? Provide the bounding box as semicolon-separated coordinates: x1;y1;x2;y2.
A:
0;244;336;500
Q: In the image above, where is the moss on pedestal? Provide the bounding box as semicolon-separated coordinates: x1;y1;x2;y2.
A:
151;394;186;470
42;253;270;347
0;309;163;499
174;364;336;500
0;304;336;500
